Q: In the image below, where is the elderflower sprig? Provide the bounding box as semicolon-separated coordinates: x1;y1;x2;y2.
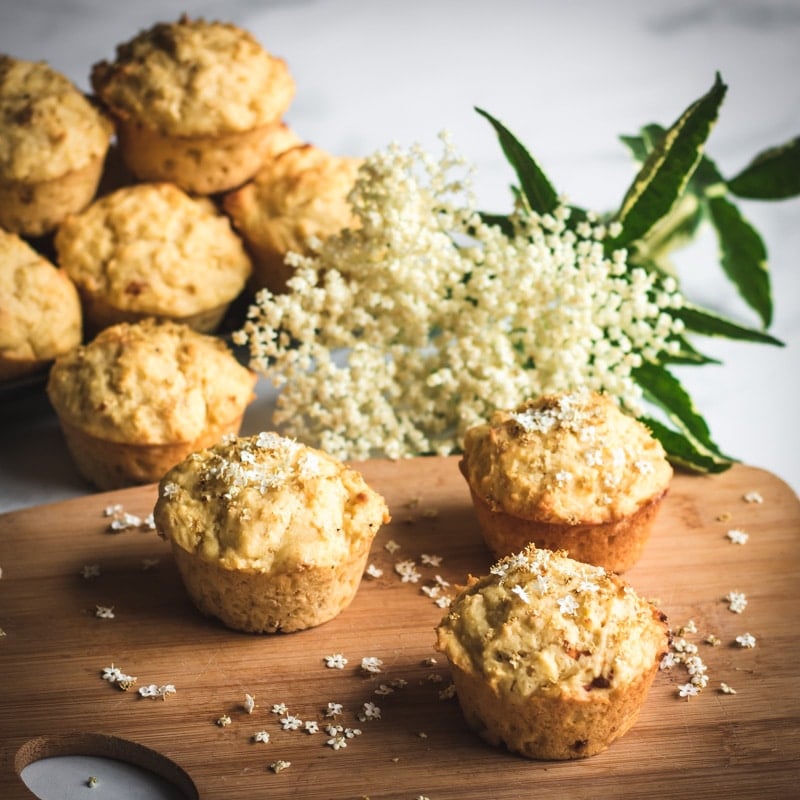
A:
235;74;794;471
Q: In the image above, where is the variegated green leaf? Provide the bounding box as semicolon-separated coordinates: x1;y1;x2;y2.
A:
727;136;800;199
475;107;559;215
639;416;733;473
633;361;729;458
674;303;783;345
610;74;727;250
706;194;772;327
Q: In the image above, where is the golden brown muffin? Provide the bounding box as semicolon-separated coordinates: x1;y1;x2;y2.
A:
90;16;296;194
459;390;672;572
153;432;391;633
46;319;257;489
0;55;113;236
0;228;82;380
436;544;669;760
55;182;252;335
223;143;362;293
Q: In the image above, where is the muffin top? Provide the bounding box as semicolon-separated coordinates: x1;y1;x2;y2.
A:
55;182;252;316
90;16;295;136
0;228;82;367
224;144;362;257
460;390;672;525
0;55;113;183
154;432;391;572
46;319;256;444
436;544;668;697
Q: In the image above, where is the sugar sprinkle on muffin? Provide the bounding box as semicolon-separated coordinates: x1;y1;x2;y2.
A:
436;544;669;760
459;390;672;572
154;432;391;633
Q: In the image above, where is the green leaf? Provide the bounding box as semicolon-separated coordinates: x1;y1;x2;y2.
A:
475;107;559;215
727;136;800;199
610;74;727;250
639;416;733;473
658;335;721;366
632;361;730;459
706;194;772;327
674;303;783;345
619;133;649;163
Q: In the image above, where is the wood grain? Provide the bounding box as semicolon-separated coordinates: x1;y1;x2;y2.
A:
1;457;799;799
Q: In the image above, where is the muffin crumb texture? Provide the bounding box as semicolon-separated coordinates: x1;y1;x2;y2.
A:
157;433;388;572
154;433;390;633
461;390;672;525
47;319;255;445
90;16;295;136
436;544;668;759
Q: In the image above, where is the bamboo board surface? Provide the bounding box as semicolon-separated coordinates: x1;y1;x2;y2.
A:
1;457;799;799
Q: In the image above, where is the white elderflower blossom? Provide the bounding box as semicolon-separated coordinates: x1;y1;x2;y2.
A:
236;135;685;459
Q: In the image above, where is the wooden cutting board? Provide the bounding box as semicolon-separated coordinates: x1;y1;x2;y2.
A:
1;457;799;799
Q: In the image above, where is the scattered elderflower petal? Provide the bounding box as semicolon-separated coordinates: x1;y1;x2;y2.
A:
95;605;115;619
364;563;383;579
726;529;749;545
361;656;384;674
304;720;319;734
325;702;343;718
216;715;232;728
439;683;457;700
420;554;442;567
678;683;700;699
725;591;748;613
81;564;100;579
253;730;271;743
280;715;303;731
327;735;347;750
243;694;256;714
324;653;348;670
557;595;579;616
735;632;757;648
269;760;291;773
743;491;763;504
139;684;176;700
359;702;382;721
395;559;421;583
271;703;288;715
384;540;401;554
719;683;737;694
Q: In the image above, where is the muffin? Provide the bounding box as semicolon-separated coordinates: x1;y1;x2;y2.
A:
54;182;252;335
223;143;362;293
46;319;256;490
0;55;113;236
459;390;672;573
153;432;391;633
0;228;82;381
435;544;669;760
90;16;296;195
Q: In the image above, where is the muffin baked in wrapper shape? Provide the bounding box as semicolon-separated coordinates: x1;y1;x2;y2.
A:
46;319;256;489
153;433;391;633
435;544;669;760
459;390;672;572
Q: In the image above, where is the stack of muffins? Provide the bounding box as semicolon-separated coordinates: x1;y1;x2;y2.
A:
1;15;364;489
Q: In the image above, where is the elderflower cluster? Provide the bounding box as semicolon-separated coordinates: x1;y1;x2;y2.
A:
235;133;685;460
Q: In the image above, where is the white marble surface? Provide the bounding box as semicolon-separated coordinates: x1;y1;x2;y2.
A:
1;0;798;518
